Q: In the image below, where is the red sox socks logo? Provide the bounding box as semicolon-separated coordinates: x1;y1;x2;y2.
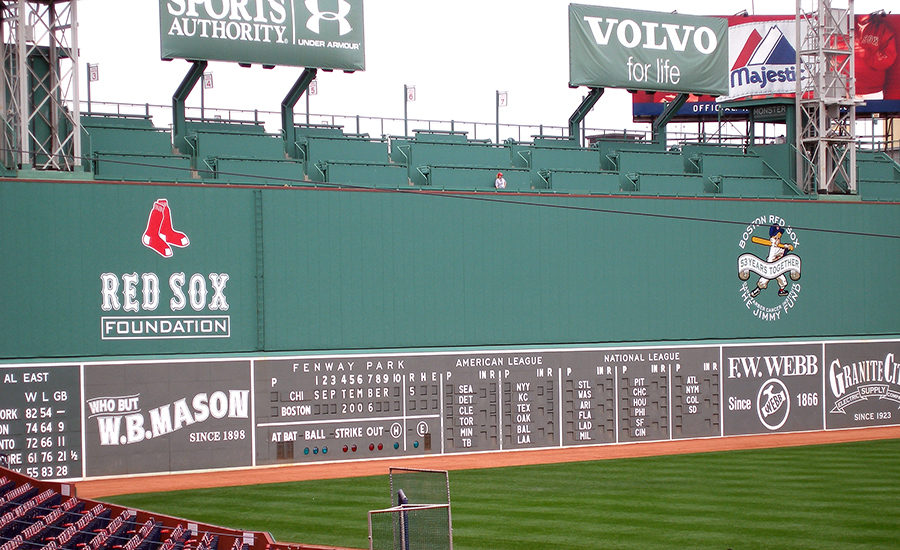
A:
142;199;189;258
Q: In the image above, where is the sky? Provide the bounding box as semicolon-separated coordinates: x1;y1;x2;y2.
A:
75;0;889;138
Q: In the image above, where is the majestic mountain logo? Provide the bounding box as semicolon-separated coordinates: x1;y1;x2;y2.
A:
737;215;802;321
142;198;190;258
729;24;799;92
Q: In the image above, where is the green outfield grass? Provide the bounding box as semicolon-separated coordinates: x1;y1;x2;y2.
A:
106;439;900;550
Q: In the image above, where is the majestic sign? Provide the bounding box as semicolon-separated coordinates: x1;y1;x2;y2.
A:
159;0;366;71
569;4;729;95
723;19;801;101
635;13;900;117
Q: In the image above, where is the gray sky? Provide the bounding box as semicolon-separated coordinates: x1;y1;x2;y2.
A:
75;0;887;137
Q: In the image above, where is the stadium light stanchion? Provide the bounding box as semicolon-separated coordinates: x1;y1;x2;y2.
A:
404;84;415;137
201;72;213;120
496;90;507;144
86;63;99;113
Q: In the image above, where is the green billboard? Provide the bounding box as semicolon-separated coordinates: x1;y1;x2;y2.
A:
569;4;728;95
159;0;365;70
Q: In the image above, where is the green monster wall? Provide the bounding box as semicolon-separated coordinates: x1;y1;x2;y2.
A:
1;179;897;359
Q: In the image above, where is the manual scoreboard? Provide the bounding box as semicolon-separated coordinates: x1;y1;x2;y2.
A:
0;339;897;479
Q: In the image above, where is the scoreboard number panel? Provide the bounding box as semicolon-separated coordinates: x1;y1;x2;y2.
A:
0;365;81;480
560;351;616;445
1;339;897;479
256;355;438;463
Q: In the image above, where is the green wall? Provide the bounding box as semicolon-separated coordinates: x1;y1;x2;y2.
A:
1;179;897;359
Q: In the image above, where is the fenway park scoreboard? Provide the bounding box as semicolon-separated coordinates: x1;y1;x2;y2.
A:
0;339;898;480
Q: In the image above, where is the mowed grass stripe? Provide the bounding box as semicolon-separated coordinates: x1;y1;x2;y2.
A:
106;439;900;550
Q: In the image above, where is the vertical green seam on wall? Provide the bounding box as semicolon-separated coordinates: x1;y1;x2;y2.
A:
254;189;265;351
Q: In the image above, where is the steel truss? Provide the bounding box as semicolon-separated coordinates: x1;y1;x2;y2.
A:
1;0;81;170
795;0;857;194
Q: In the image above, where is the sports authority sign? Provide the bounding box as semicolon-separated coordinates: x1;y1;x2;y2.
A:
159;0;366;71
569;5;728;95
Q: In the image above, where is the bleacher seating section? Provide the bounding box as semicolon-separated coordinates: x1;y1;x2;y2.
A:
74;114;900;200
0;466;299;550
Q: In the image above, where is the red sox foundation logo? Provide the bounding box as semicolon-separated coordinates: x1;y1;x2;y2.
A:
142;198;189;258
99;199;231;340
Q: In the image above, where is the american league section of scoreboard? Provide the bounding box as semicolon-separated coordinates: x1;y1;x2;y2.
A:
0;339;896;480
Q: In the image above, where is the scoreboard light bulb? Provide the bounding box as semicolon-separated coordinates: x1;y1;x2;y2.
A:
394;442;400;449
313;447;319;454
368;443;375;451
351;444;357;452
343;445;348;452
377;443;383;450
413;441;419;448
303;447;310;455
322;447;327;454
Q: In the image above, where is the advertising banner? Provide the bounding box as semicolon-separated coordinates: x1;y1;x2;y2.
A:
824;341;900;429
159;0;366;70
82;360;253;476
724;19;801;101
569;5;729;95
722;343;824;435
633;13;900;118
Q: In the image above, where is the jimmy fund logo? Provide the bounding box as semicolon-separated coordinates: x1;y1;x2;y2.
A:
737;215;802;321
88;390;249;446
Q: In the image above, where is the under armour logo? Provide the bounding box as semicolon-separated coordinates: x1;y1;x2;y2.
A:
305;0;352;36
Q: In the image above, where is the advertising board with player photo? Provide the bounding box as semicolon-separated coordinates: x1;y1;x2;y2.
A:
633;13;900;119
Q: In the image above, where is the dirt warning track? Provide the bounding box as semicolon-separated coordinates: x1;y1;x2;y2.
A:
75;425;900;498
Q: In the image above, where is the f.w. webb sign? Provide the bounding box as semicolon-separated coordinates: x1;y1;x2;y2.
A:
569;5;728;95
160;0;365;70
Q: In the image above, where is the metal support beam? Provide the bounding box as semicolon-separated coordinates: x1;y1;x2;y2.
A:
651;93;689;146
1;0;80;170
172;60;207;154
281;68;318;158
568;87;604;144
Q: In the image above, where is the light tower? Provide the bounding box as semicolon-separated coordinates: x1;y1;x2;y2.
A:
795;0;856;194
0;0;81;171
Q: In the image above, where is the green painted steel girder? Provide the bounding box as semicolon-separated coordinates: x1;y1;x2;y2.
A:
172;60;208;154
651;93;689;145
569;87;604;143
282;68;318;158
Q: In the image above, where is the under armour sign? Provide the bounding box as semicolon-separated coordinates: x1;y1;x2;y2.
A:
305;0;352;36
160;0;366;70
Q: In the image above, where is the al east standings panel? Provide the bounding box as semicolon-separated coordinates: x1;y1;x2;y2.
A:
0;365;81;480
